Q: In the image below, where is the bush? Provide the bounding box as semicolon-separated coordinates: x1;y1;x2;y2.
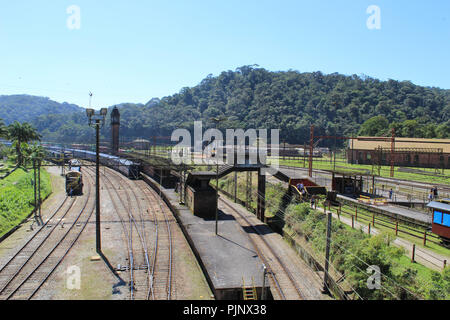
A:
428;268;450;300
0;168;52;237
284;202;423;299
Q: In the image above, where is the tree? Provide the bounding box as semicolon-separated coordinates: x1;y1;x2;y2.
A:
428;267;450;300
436;121;450;139
0;118;7;138
358;116;389;136
7;121;41;166
25;143;46;167
343;234;419;300
401;120;421;137
14;67;449;144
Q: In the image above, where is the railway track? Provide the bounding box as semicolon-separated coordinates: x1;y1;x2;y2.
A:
138;179;173;300
0;169;95;300
218;197;305;300
93;165;173;300
84;165;146;300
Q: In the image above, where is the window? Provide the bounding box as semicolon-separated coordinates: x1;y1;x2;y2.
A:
405;154;411;164
443;213;450;227
434;211;443;224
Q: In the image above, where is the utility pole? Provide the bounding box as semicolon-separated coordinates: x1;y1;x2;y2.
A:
261;264;267;300
38;158;42;223
323;210;332;294
309;125;314;177
210;116;226;236
215;147;219;235
61;151;65;176
33;159;38;225
390;128;395;178
95;119;101;253
234;171;237;203
333;136;337;172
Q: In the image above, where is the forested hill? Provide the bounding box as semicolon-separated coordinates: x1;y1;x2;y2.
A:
146;66;450;142
14;66;450;144
0;95;83;125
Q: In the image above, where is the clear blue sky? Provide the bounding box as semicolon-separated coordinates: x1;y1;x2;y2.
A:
0;0;449;109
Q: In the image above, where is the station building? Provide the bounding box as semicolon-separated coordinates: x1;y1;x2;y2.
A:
347;137;450;169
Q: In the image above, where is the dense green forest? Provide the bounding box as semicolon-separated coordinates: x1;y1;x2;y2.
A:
6;66;450;145
0;95;82;125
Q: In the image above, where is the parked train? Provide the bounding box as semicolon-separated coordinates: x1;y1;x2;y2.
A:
46;146;141;180
46;149;73;165
66;167;83;196
68;159;82;171
427;199;450;246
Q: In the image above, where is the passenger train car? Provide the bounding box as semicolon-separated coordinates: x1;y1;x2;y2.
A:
46;147;141;180
46;148;73;165
427;199;450;246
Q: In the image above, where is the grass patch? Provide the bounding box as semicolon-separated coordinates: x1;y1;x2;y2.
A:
0;159;16;176
330;204;450;258
0;167;52;238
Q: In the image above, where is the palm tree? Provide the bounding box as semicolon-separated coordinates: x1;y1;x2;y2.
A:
0;118;7;139
25;143;46;167
7;121;41;166
28;143;46;222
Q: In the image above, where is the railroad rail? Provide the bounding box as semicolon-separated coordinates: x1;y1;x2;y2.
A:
87;164;173;300
218;197;305;300
85;165;149;300
138;179;173;300
0;169;95;300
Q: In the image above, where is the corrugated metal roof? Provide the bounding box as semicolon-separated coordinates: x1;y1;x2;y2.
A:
351;137;450;153
426;201;450;212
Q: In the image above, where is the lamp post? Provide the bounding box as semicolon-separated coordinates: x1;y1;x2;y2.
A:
86;107;108;253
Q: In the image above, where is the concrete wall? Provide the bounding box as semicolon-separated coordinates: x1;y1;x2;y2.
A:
142;165;177;188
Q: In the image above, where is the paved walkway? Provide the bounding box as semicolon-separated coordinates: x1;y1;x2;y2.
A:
316;206;449;271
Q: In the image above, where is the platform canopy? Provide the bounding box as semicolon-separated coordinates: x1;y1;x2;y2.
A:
427;200;450;212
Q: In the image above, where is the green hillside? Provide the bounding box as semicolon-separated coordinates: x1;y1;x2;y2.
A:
0;95;83;125
6;66;450;144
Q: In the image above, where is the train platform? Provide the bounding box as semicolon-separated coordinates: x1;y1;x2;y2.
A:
141;174;269;300
337;194;432;224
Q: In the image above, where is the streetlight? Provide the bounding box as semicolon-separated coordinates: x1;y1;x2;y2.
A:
86;107;108;253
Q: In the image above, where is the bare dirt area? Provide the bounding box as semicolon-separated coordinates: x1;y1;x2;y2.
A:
34;164;212;300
